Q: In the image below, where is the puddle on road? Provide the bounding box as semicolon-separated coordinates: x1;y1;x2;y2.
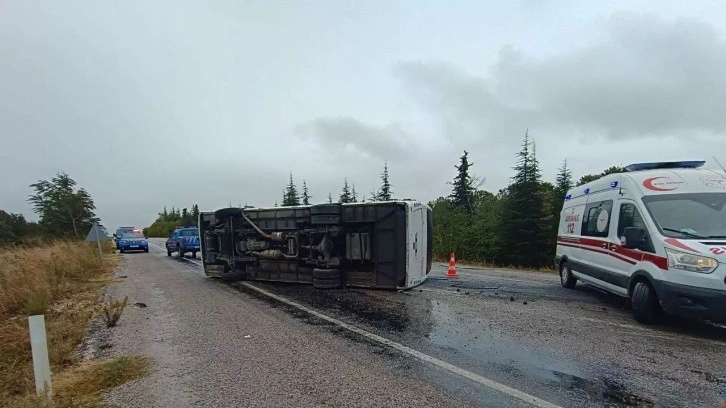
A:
427;300;655;407
232;280;659;407
552;371;654;407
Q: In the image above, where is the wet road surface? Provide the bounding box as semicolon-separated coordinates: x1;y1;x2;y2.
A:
105;246;494;407
148;240;726;407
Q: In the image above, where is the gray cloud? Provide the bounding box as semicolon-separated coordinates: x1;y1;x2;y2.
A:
295;116;417;161
395;12;726;144
2;2;726;231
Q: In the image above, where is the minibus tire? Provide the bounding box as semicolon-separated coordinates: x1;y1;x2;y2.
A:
313;268;341;280
631;281;661;324
221;270;246;282
559;261;577;289
313;277;342;289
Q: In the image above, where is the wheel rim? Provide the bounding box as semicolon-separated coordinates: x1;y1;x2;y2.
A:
560;265;568;283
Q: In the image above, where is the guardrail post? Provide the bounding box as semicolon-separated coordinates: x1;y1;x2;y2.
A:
28;315;52;398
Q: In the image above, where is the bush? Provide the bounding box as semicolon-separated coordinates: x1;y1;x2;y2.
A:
102;296;129;328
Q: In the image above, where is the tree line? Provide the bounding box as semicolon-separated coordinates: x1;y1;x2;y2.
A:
430;130;624;268
277;161;394;206
144;143;624;270
1;172;102;246
143;205;200;237
143;161;395;237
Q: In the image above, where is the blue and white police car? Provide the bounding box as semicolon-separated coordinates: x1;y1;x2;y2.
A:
117;229;149;253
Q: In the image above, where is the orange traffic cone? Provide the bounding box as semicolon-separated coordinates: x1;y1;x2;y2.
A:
446;251;458;277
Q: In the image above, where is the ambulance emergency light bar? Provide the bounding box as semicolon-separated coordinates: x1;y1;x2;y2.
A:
624;161;705;172
563;178;619;200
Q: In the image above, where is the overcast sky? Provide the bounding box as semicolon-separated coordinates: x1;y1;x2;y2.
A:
2;0;726;231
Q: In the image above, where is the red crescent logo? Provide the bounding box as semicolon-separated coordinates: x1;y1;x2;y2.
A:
643;177;678;191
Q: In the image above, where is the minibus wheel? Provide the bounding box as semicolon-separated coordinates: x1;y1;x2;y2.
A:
631;281;661;324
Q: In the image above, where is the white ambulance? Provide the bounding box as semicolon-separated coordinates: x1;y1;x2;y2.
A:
555;161;726;324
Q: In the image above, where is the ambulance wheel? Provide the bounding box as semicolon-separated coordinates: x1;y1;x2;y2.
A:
559;261;577;289
631;281;661;325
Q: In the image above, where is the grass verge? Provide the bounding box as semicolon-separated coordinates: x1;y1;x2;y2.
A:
0;240;151;407
432;254;557;274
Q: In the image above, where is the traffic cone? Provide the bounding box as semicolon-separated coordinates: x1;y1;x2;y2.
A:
446;251;458;277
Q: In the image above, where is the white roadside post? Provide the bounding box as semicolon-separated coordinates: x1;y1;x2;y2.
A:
94;222;103;261
28;315;52;398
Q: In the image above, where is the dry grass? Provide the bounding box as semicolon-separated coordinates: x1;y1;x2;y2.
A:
0;240;150;407
9;356;152;408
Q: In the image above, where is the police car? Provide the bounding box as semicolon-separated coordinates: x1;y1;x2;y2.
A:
165;226;200;258
555;160;726;324
114;227;134;249
116;229;149;253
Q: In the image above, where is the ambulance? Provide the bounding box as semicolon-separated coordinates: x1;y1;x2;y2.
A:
554;161;726;324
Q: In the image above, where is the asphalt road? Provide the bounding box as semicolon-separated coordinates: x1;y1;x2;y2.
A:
105;239;726;407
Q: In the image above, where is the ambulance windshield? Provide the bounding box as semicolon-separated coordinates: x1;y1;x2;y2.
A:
642;192;726;239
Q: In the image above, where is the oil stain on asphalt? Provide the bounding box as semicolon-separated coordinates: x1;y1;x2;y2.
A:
223;279;669;408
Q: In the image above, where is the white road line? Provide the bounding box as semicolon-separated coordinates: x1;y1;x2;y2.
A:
148;242;560;407
239;282;561;408
150;243;165;252
149;243;726;350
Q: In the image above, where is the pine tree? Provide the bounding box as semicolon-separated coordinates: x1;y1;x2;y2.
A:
274;200;278;207
339;178;353;203
498;130;549;267
327;192;333;203
555;159;573;199
191;204;200;224
301;180;311;205
282;173;300;206
449;150;476;213
374;161;393;201
351;184;358;203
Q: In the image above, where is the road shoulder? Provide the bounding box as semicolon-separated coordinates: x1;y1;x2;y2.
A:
100;251;484;407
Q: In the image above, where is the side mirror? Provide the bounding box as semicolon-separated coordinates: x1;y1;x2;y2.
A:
622;227;647;250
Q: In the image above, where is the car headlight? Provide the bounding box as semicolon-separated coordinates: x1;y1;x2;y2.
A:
665;248;718;274
120;240;127;244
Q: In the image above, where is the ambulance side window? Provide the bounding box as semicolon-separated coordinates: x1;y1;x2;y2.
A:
581;200;613;238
